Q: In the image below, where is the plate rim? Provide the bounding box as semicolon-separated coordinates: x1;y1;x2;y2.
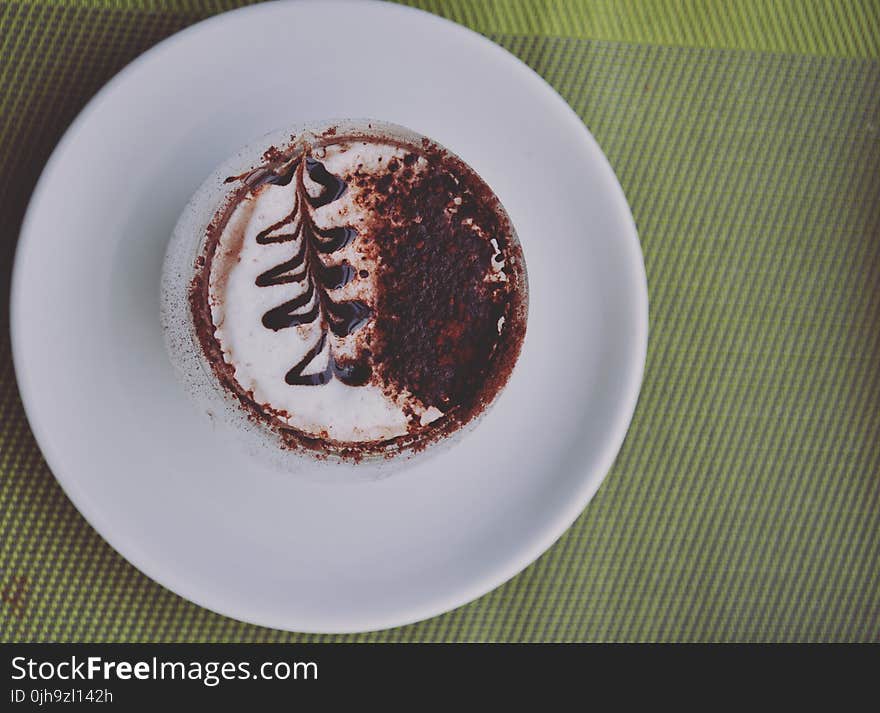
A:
10;0;649;634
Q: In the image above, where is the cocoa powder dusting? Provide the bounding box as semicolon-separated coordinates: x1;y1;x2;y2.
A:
356;149;510;413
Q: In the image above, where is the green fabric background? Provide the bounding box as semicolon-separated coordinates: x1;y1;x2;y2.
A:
1;0;878;642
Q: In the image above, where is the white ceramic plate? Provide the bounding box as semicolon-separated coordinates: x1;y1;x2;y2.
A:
11;0;647;633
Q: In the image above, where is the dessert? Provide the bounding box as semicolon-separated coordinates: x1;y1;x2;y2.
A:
166;121;528;461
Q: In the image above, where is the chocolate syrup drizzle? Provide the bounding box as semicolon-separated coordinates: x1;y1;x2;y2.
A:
247;154;371;386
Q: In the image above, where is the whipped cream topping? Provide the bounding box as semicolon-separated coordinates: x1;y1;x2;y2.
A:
209;140;433;442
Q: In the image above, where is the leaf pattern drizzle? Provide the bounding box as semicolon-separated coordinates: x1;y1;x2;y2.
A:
253;155;371;386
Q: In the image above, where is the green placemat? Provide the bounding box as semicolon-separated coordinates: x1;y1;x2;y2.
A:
1;0;878;642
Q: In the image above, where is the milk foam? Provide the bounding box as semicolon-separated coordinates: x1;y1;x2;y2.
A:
209;140;425;442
